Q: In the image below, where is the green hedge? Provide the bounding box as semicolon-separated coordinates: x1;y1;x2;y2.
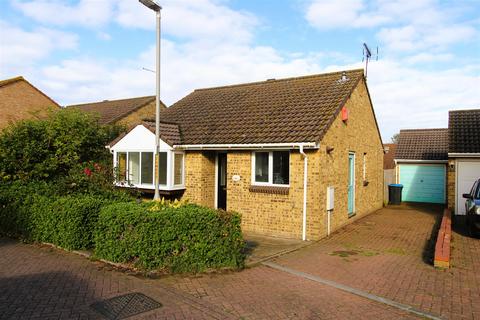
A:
94;202;245;272
0;182;119;250
31;195;111;250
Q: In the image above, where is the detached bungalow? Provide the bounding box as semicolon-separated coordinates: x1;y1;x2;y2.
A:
108;69;384;240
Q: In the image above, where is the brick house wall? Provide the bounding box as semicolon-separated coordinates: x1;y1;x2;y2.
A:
0;80;59;130
447;159;455;212
117;101;156;127
314;78;384;239
180;78;383;240
183;151;216;207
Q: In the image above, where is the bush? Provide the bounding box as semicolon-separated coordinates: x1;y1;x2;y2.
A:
94;202;245;272
31;195;113;250
0;181;56;238
0;108;123;182
0;182;122;250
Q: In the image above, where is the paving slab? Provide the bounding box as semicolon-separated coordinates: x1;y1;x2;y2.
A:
243;232;310;266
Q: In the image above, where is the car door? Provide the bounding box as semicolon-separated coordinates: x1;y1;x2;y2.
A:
466;181;478;215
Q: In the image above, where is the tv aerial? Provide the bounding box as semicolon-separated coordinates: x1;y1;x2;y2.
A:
362;43;378;79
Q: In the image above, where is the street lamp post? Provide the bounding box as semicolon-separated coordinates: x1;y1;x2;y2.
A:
139;0;162;201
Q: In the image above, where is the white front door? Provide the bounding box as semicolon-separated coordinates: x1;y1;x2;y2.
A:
456;160;480;215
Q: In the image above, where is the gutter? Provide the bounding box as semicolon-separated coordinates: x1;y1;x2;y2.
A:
394;159;448;164
448;153;480;158
174;142;318;151
299;145;308;241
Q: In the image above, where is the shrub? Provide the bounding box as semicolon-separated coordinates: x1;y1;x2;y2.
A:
0;181;55;238
31;195;113;250
0;108;123;182
0;182;122;250
94;202;245;272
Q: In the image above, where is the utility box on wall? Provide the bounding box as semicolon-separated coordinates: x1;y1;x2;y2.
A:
326;186;334;211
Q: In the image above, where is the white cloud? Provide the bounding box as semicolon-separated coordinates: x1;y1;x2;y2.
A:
305;0;389;30
116;0;258;44
0;20;78;75
11;0;114;27
366;60;480;141
305;0;477;54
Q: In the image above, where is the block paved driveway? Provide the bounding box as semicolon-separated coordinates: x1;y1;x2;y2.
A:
1;203;475;319
264;204;480;320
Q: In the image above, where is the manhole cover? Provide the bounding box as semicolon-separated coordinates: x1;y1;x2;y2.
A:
91;292;162;319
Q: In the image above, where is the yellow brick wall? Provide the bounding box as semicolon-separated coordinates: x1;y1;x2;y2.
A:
314;78;384;239
447;160;456;212
226;150;315;239
179;78;384;240
182;151;216;208
117;101;155;127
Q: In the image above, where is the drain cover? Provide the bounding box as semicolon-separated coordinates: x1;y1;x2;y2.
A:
91;292;162;319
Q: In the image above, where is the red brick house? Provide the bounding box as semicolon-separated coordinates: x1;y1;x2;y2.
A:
0;76;60;130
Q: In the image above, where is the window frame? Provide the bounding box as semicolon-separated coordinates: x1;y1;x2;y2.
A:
113;149;185;190
251;150;290;187
172;151;185;186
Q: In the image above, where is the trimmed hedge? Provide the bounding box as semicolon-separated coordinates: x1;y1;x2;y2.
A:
31;195;111;250
0;182;120;250
94;202;245;272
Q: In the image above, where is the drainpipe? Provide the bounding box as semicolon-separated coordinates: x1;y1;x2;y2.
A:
300;145;308;241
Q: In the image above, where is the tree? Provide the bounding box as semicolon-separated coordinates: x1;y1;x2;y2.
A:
391;133;400;144
0;108;123;182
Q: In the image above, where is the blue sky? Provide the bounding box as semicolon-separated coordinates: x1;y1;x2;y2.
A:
1;0;479;141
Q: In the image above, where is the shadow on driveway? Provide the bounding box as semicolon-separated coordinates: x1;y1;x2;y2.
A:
0;271;101;319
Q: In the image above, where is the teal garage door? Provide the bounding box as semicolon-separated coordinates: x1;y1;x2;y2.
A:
399;164;446;204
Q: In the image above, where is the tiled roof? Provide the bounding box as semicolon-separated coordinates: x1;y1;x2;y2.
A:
160;69;365;145
449;109;480;154
383;143;397;169
143;121;182;146
395;129;448;161
69;96;166;125
0;76;60;130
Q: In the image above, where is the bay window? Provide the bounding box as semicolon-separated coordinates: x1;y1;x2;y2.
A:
252;151;290;186
114;150;184;190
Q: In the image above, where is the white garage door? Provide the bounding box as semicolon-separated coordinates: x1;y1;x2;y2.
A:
456;161;480;215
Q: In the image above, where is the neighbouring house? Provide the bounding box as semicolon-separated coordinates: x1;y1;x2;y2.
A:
108;69;384;240
394;129;448;204
383;143;397;202
394;108;480;213
68;96;166;127
0;76;60;130
447;109;480;215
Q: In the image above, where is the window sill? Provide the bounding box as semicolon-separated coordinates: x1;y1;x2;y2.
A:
249;185;289;195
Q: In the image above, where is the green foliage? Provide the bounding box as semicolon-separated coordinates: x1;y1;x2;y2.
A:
0;108;123;182
94;201;245;272
0;182;123;250
31;195;112;250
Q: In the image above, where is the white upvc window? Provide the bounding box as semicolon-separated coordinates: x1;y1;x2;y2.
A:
251;151;290;186
114;150;184;190
173;152;185;186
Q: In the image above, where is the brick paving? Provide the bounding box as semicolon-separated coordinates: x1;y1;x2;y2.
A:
0;238;419;319
3;204;474;319
267;204;480;320
0;238;235;320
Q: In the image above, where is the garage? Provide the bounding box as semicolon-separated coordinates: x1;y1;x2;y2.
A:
455;161;480;215
399;164;446;204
